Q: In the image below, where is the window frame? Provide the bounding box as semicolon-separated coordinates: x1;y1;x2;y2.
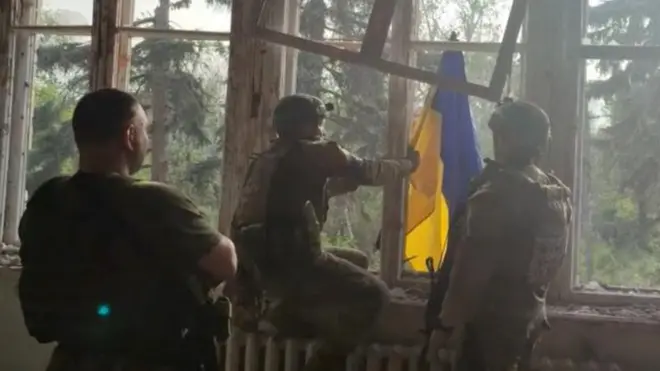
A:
1;0;234;245
381;0;660;308
9;0;660;307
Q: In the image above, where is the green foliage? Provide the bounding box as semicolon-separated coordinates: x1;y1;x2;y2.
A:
577;0;660;288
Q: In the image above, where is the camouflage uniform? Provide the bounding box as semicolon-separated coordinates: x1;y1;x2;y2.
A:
426;101;572;371
231;94;417;371
19;173;223;371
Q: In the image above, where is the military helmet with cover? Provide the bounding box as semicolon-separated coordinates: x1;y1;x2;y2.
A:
488;99;551;159
273;94;334;138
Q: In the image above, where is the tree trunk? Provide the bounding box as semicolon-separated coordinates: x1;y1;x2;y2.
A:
218;0;287;234
150;0;170;182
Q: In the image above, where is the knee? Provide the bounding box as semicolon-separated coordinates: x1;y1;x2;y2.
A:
359;276;390;317
329;248;370;269
349;251;370;270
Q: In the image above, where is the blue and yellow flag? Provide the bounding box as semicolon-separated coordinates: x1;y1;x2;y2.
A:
404;50;482;272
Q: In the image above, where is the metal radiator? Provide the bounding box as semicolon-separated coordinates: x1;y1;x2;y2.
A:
219;333;623;371
220;333;421;371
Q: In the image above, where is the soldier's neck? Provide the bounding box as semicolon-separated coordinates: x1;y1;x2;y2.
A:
78;152;131;177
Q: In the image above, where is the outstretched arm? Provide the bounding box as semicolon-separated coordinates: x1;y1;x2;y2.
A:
320;141;419;187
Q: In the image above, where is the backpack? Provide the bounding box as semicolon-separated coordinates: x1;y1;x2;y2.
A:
17;175;202;359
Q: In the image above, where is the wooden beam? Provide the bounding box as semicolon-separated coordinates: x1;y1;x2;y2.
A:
380;0;414;286
90;0;120;90
4;0;37;245
0;0;16;244
282;0;299;95
580;45;660;60
255;28;494;101
360;0;398;58
219;0;287;234
488;0;528;100
114;0;134;89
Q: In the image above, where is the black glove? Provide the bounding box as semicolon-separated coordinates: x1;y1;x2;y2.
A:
407;145;421;171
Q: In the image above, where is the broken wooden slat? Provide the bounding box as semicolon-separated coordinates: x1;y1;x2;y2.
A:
254;27;495;101
488;0;528;99
360;0;399;58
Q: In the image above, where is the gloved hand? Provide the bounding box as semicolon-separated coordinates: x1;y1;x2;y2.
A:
407;145;421;171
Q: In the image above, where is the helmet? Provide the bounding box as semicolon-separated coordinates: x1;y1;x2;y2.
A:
273;94;333;138
488;99;551;156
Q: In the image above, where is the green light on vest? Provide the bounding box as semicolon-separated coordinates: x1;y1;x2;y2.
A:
97;304;111;317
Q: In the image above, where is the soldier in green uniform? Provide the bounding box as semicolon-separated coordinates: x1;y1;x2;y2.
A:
425;100;572;371
232;94;419;371
18;88;237;371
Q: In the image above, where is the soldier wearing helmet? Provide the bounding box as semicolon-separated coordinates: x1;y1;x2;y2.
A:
425;100;572;371
232;94;419;371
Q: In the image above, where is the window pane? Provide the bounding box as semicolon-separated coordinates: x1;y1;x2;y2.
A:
37;0;93;25
297;51;388;270
586;0;660;46
415;0;522;43
129;1;231;32
28;35;91;194
576;58;660;291
127;37;229;224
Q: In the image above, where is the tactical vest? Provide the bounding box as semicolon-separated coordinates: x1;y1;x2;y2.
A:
425;160;572;324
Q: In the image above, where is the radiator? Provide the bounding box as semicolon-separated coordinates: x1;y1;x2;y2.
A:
219;333;623;371
220;332;421;371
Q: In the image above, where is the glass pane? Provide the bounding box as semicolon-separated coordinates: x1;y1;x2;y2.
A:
37;0;93;25
28;35;91;194
576;57;660;291
586;0;660;46
130;1;231;32
415;0;522;43
297;51;388;270
127;37;229;223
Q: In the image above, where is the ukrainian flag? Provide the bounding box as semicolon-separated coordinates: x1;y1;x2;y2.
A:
404;50;483;272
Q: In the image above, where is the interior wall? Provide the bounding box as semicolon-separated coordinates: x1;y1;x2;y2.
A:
0;269;53;371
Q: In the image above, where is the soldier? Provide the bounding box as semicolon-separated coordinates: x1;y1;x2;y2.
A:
232;94;419;371
425;100;572;371
18;88;237;371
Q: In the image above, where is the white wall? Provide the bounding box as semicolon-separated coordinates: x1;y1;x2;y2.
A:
0;269;53;371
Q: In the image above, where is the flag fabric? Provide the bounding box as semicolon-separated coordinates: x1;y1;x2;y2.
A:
404;50;483;272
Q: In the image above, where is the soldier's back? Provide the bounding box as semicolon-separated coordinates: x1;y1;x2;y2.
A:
234;138;345;229
470;163;571;315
